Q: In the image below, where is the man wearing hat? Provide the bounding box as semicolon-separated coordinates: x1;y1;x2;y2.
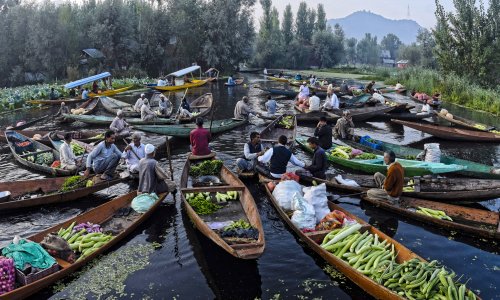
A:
138;144;176;194
134;93;147;112
189;118;212;156
109;110;130;138
122;132;146;174
140;99;156;121
333;110;355;140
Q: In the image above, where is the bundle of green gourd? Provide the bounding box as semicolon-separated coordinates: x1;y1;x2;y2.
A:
60;176;86;192
70;142;85;156
278;115;294;129
329;146;352;159
57;221;113;262
416;207;453;221
189;160;223;177
185;192;221;215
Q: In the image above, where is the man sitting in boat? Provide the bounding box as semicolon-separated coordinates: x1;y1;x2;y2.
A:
55;102;70;117
122;132;146;174
340;80;349;94
257;135;305;179
158;95;171;117
263;68;268;75
265;95;277;116
190;118;212;156
314;116;332;150
367;150;404;204
82;88;89;100
134;94;147;112
333;110;354;140
183;75;192;83
157;77;167;87
323;90;339;111
69;88;77;98
140;99;156;121
295;73;302;80
138;144;176;194
49;88;58;100
431;93;441;105
236;132;265;173
59;132;78;172
309;75;316;86
84;130;122;181
179;98;192;118
234;96;259;120
395;81;404;90
365;81;375;94
278;70;284;78
227;75;236;85
296;137;328;179
110;110;131;138
308;92;321;111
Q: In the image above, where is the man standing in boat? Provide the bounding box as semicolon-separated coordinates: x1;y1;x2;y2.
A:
236;132;265;173
366;150;404;204
257;135;305;179
122;132;146;174
82;88;89;100
314;116;332;150
189;118;212;156
59;133;78;172
84;130;122;181
134;93;147;112
296;137;328;179
234;96;259;120
333;110;355;140
138;144;176;194
110;110;131;138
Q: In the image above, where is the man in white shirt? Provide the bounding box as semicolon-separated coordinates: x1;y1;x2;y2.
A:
121;132;146;173
323;92;339;110
298;82;310;100
134;94;147;112
395;81;404;90
140;99;156;121
257;135;305;179
157;78;166;86
59;133;78;172
308;92;321;111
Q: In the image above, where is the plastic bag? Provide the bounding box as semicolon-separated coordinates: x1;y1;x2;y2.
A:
302;183;329;223
291;192;316;230
372;93;384;102
272;180;303;210
423;143;441;163
335;175;360;187
131;193;159;213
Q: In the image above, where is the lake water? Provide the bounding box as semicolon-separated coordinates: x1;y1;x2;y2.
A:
0;75;498;299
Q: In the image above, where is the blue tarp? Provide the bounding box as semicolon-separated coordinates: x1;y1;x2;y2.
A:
64;72;111;89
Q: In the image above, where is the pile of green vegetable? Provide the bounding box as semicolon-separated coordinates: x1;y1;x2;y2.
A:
185;192;221;215
189;160;223;177
329;146;352;159
215;191;238;203
71;142;85;156
278;115;294;129
223;219;252;231
356;153;377;160
57;222;113;262
35;152;54;165
416;207;453;221
60;176;86;192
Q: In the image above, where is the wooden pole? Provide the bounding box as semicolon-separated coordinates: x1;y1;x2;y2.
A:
166;136;174;181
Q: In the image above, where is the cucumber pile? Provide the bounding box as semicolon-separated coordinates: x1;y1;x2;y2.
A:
57;222;114;262
416;207;453;221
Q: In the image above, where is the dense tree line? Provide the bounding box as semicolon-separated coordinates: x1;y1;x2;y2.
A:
0;0;255;87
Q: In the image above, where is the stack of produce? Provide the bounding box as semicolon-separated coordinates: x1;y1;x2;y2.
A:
220;219;259;240
403;179;415;192
278;115;294;129
328;146;377;160
59;176;86;192
70;108;87;115
214;191;238;203
416;207;453;221
189;160;223;177
35;151;54;165
57;222;113;261
185;192;221;215
70;142;85;156
0;257;15;295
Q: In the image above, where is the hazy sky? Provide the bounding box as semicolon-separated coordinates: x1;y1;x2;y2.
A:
254;0;457;29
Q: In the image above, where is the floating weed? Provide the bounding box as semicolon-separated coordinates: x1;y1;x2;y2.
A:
151;241;162;249
52;242;155;299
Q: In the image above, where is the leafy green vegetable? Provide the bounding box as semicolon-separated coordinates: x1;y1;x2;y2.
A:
185;192;221;215
355;153;377;160
189;160;223;177
60;176;85;192
71;142;85;156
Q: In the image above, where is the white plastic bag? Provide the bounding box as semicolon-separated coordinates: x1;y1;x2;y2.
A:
290;192;316;230
303;183;330;223
335;175;360;187
423;143;441;163
372;93;384;102
272;180;303;210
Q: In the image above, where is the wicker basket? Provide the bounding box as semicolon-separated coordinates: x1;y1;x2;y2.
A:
15;263;59;286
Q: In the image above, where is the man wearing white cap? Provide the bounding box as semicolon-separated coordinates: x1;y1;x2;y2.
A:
140;99;156;121
109;110;130;138
121;132;145;173
134;93;147;112
138;144;176;194
298;81;310;100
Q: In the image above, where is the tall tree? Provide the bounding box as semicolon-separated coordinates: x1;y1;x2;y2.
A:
315;3;326;31
398;44;422;65
416;28;436;68
345;37;357;65
356;33;379;65
306;7;316;41
312;26;344;68
254;0;282;67
295;2;309;43
380;33;402;59
282;4;293;45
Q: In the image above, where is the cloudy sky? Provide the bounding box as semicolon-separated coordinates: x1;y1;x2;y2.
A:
254;0;457;29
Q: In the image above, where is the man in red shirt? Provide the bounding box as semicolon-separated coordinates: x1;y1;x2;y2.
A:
190;118;212;155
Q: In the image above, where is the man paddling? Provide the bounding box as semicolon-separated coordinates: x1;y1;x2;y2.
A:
110;110;131;138
296;137;328;179
257;135;305;179
84;130;122;181
138;144;176;194
189;118;211;156
366;150;404;204
121;132;145;174
236;132;265;173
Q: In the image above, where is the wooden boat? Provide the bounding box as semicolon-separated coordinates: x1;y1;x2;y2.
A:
149;92;174;117
153;79;207;91
224;78;245;86
295;105;394;122
0;176;124;212
48;132;95;154
361;194;500;240
296;136;466;177
180;159;265;259
62;114;176;125
409;96;441;108
379;88;407;94
100;96;139;117
300;173;500;202
434;110;496;132
342;135;500;179
28;98;85;105
267;76;289;83
88;85;133;97
292;106;340;123
392;119;500;142
260;114;297;148
134;118;247;138
5;114;50;130
261;182;424;300
370;112;432;122
0;130;103;146
71;97;100;115
340;94;372;108
5;131;75;176
178;93;213;122
0;191;167;300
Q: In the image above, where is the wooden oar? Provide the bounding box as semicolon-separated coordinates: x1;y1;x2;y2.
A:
165;136;174;181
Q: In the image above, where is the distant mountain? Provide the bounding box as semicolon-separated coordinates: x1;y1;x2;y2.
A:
328;11;423;45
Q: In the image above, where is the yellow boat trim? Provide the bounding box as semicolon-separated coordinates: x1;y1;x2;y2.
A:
88;85;133;97
153;79;207;91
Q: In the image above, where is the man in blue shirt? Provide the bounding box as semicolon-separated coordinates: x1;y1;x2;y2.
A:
265;95;277;116
82;88;89;100
84;130;122;180
227;75;236;85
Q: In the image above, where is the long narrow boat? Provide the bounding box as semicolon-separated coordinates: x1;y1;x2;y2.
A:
296;136;466;177
409;96;441;108
295;105;394;122
342;135;500;179
260;114;297;148
100;96;139;117
134;118;247;138
28;98;85;105
6;114;50;130
62;114;176;125
392;119;500;142
361;194;500;241
369;112;432;122
5;131;74;176
433;110;496;132
180;159;265;259
0;176;125;212
153;79;207;91
48;132;95;154
178;93;213;122
260;183;423;299
379;87;407;94
266;76;290;83
224;78;245;86
88;85;133;97
299;173;500;202
293;105;340;123
0;191;167;300
71;97;100;115
0;130;103;146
